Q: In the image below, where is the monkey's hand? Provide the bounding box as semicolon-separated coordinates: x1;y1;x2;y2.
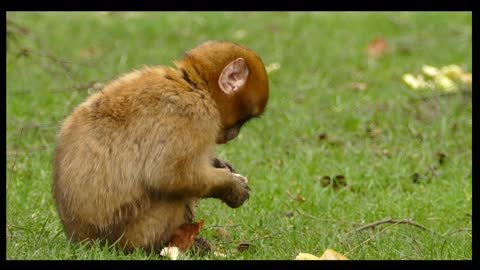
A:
211;158;236;173
212;172;250;208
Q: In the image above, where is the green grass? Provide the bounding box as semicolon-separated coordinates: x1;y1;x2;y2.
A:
6;11;472;260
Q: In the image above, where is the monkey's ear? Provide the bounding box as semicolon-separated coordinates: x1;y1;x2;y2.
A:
218;58;249;95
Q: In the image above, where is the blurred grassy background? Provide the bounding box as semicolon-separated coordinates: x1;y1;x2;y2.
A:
6;12;472;259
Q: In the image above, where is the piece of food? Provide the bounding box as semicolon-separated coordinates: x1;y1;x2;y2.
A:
295;248;349;260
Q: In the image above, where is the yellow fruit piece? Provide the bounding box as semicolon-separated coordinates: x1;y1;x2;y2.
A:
459;73;472;86
266;62;281;74
402;74;430;90
422;65;439;77
319;248;349;260
295;248;349;260
295;253;322;260
434;75;458;92
402;74;421;89
440;65;463;79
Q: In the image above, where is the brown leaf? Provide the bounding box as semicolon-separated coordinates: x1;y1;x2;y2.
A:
366;37;388;57
320;176;331;187
374;148;391;158
318;133;328;141
368;127;382;137
286;189;306;203
80;47;98;58
295;194;306;202
192;237;212;255
333;175;348;189
237;241;251;252
436;151;447;166
215;227;231;239
169;219;204;251
411;172;421;183
350;82;368;91
319;175;347;190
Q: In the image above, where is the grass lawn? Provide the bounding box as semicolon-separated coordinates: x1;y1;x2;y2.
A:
6;11;472;260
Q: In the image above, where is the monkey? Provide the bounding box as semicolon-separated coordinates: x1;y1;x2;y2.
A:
52;40;269;253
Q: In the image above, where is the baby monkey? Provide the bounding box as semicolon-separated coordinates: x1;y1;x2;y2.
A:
53;41;269;252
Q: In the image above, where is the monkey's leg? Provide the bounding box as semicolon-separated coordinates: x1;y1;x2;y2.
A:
116;199;193;253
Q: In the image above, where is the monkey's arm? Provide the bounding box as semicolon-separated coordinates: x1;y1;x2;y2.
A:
145;160;249;208
140;121;249;208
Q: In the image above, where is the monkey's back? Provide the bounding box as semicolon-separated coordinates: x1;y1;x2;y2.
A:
53;65;220;242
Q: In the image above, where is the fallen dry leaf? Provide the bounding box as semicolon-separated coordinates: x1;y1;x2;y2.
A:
318;133;328;141
294;194;306;202
295;248;349;260
237;241;251;252
286;189;306;202
79;47;99;58
366;37;388;57
436;151;447;166
168;219;204;251
350;82;368;91
374;148;391;158
192;236;212;255
412;172;421;183
215;227;231;239
319;175;348;190
369;127;382;137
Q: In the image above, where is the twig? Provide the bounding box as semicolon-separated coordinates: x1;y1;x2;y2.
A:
43;51;73;73
8;119;59;130
205;224;241;229
6;19;30;35
347;216;438;235
443;228;472;237
7;127;24;192
344;222;393;256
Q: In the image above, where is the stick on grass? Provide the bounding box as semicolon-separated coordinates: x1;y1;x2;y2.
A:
347;217;438;235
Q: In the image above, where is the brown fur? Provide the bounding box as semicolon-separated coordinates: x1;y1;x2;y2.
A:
52;41;269;252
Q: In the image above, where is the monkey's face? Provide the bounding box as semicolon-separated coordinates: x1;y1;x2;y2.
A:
213;53;269;145
181;41;269;144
